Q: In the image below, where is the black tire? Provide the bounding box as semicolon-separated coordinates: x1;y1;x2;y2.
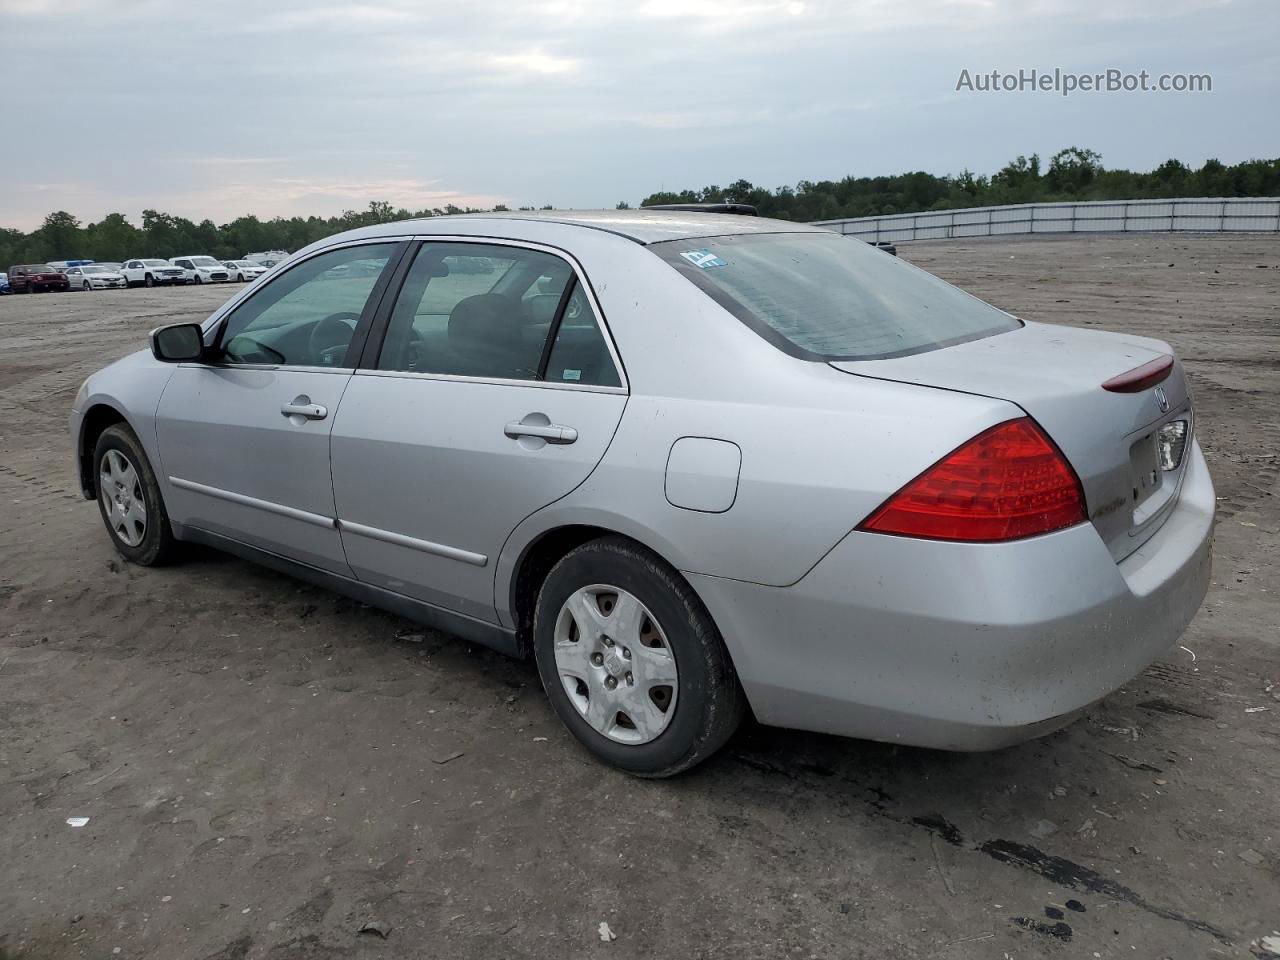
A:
83;281;92;292
144;274;154;288
532;536;745;777
92;424;178;566
194;274;203;285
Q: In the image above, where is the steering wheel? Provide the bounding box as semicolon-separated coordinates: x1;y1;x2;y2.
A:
307;312;361;366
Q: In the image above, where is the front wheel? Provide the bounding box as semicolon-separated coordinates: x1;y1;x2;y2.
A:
194;274;203;285
533;536;745;777
93;424;178;566
83;281;92;292
144;274;154;288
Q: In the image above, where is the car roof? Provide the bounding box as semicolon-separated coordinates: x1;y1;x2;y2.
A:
361;210;828;246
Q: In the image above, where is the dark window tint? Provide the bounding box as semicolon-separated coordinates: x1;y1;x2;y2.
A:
217;243;395;367
377;243;557;381
543;284;621;387
651;231;1020;361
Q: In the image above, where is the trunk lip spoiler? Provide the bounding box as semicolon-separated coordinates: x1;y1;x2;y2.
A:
1101;354;1174;393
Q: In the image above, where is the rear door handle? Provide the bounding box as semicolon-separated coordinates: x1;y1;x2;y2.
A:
281;400;328;420
504;420;577;444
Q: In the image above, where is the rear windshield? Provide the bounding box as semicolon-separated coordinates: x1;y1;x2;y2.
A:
650;231;1019;361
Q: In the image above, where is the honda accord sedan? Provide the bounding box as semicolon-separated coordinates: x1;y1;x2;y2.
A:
70;211;1213;776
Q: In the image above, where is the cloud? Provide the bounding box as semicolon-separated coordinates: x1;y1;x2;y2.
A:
487;49;581;76
1;0;1271;231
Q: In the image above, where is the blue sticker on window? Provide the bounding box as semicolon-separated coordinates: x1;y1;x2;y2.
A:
680;249;727;269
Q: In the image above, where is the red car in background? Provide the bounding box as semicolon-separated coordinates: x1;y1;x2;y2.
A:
7;264;71;293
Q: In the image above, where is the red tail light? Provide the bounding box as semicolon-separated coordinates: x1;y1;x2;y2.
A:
858;418;1086;542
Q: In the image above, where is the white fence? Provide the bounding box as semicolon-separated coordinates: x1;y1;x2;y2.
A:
812;197;1280;243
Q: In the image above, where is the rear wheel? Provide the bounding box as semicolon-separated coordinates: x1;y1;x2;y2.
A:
93;424;177;566
533;537;744;777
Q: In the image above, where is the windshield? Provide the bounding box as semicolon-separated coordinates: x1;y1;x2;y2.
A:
82;265;111;274
143;259;169;267
191;257;220;267
650;231;1020;361
26;264;56;272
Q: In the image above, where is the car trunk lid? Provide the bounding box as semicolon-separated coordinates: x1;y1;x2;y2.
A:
831;321;1193;561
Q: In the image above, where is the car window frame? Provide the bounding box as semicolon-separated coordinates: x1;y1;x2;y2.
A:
182;238;413;374
355;235;628;395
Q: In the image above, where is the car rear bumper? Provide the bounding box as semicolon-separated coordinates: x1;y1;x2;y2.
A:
688;439;1214;751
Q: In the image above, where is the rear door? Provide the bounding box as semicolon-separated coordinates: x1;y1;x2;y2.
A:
330;239;627;623
155;240;406;573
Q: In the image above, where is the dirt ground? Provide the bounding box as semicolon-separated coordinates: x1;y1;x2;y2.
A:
1;234;1278;960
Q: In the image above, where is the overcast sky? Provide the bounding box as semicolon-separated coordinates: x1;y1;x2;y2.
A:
2;0;1276;230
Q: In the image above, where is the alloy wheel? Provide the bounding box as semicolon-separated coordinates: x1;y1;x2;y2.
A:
552;584;678;744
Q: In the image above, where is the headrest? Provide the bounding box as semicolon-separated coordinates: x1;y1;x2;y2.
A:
448;293;519;358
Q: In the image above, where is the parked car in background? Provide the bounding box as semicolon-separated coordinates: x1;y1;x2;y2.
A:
223;259;268;282
7;264;70;293
245;250;289;268
69;210;1213;776
0;273;10;295
121;259;187;287
171;256;230;284
65;264;128;291
47;260;95;272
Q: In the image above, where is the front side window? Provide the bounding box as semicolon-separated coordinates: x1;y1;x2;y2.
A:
216;243;396;367
376;242;620;387
651;231;1020;361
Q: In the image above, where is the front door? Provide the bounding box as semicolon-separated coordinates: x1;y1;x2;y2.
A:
156;241;403;574
330;240;628;622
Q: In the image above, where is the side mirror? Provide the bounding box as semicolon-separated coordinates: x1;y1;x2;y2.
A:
151;322;206;363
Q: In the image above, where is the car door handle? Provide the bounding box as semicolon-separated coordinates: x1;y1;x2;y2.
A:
504;420;577;444
281;400;328;420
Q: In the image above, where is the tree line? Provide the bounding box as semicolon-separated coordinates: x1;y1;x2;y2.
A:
635;148;1280;222
4;149;1278;267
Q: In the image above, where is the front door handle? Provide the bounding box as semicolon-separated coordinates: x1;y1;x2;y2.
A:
504;419;577;444
281;398;328;420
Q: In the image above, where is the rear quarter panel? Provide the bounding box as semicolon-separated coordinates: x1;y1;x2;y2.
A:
494;235;1021;620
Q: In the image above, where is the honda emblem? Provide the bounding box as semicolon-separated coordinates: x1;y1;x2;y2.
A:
1154;385;1170;413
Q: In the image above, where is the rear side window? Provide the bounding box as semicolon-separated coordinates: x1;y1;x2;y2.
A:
650;232;1019;361
377;242;621;387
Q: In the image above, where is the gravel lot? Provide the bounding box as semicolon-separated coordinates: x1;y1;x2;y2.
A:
2;235;1278;960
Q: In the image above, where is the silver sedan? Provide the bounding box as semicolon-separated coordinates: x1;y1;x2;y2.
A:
69;211;1213;776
